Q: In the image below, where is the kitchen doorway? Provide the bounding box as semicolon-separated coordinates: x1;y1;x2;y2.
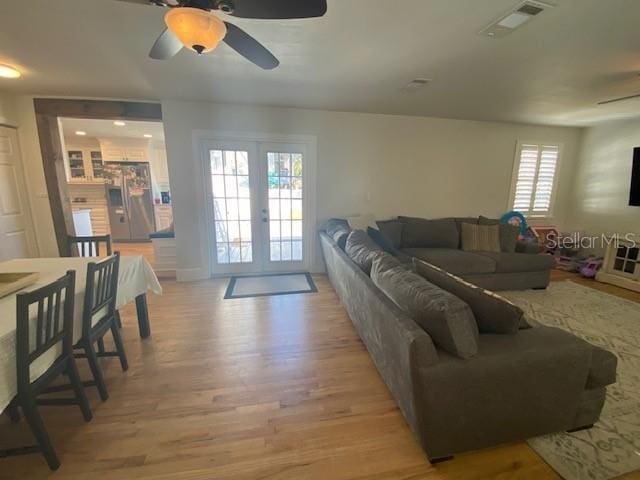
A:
58;118;173;245
200;134;316;276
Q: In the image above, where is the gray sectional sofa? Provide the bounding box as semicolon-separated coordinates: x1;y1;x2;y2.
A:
319;223;617;461
377;216;556;290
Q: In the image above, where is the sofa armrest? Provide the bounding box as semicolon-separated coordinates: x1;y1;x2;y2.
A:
320;233;439;439
411;325;594;457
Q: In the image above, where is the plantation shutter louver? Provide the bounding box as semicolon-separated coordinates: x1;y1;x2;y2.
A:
511;143;559;217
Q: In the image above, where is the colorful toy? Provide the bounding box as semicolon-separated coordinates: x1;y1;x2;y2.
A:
500;211;528;235
580;257;604;278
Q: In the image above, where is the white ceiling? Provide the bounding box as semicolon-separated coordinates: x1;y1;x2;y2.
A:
1;0;639;126
60;117;165;141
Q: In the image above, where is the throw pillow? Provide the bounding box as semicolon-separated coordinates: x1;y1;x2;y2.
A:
413;258;524;333
371;256;479;359
376;220;403;249
398;216;459;249
367;227;400;255
345;230;383;275
324;218;351;250
461;223;501;253
478;216;520;253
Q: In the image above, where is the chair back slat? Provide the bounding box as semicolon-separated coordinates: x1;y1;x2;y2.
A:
68;235;112;258
16;271;76;375
82;253;120;339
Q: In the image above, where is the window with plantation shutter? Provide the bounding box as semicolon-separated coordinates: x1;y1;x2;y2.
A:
509;142;560;217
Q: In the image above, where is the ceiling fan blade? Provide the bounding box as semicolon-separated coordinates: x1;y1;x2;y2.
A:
149;27;183;60
597;93;640;105
223;22;279;70
228;0;327;19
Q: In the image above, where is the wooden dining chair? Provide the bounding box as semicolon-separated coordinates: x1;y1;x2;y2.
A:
0;270;92;471
68;235;112;257
74;252;128;402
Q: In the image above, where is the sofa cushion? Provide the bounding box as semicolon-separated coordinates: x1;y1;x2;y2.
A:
413;258;523;334
402;248;496;276
376;220;403;249
398;217;459;249
474;251;555;273
371;256;479;359
586;346;618;389
478;216;520;253
461;223;501;253
345;230;383;275
371;251;404;271
325;218;351;250
367;227;400;255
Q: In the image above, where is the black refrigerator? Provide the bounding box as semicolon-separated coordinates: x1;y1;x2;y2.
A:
104;162;156;241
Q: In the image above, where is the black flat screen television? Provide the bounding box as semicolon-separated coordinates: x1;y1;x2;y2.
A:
630;147;640;206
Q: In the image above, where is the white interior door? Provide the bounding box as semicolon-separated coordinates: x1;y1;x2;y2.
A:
204;137;315;275
0;126;37;261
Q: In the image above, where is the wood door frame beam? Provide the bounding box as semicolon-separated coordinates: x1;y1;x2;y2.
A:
33;99;163;256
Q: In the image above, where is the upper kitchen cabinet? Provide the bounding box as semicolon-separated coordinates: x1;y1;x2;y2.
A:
99;138;150;162
63;137;105;184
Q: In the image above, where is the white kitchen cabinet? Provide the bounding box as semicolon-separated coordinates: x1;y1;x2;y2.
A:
99;138;150;162
64;138;105;184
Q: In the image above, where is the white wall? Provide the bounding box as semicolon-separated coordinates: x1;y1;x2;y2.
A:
0;91;18;126
162;100;583;280
567;117;640;236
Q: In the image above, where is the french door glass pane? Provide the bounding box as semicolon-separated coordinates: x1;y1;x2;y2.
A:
210;149;253;264
267;151;303;262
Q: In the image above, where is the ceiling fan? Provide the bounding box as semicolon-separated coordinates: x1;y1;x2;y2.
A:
115;0;328;70
597;93;640;106
597;74;640;105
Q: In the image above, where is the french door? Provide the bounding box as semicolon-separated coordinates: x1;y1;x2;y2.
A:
204;139;311;275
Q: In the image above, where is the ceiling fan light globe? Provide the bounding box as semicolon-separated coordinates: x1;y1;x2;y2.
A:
164;7;227;54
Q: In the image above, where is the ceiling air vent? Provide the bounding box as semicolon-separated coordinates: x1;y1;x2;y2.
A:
479;1;554;38
402;78;431;92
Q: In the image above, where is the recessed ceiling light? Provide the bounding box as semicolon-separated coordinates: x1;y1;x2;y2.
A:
75;131;87;136
113;120;126;126
0;64;21;79
143;134;153;138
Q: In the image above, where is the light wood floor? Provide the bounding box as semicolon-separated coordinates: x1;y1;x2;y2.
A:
1;271;639;479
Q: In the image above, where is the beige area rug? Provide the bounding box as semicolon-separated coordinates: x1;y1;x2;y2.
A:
224;273;317;299
503;281;640;480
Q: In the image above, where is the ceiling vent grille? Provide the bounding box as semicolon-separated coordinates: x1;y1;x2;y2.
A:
402;78;431;92
479;1;553;38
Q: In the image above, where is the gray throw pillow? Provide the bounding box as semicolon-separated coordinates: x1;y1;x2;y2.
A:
478;216;520;253
345;230;383;275
376;220;403;249
324;218;351;250
371;256;479;359
398;216;459;249
413;258;524;334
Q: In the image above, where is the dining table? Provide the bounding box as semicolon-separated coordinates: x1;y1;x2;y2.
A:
0;255;162;413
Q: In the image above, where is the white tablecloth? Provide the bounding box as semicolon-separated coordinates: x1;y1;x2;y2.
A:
0;256;162;412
